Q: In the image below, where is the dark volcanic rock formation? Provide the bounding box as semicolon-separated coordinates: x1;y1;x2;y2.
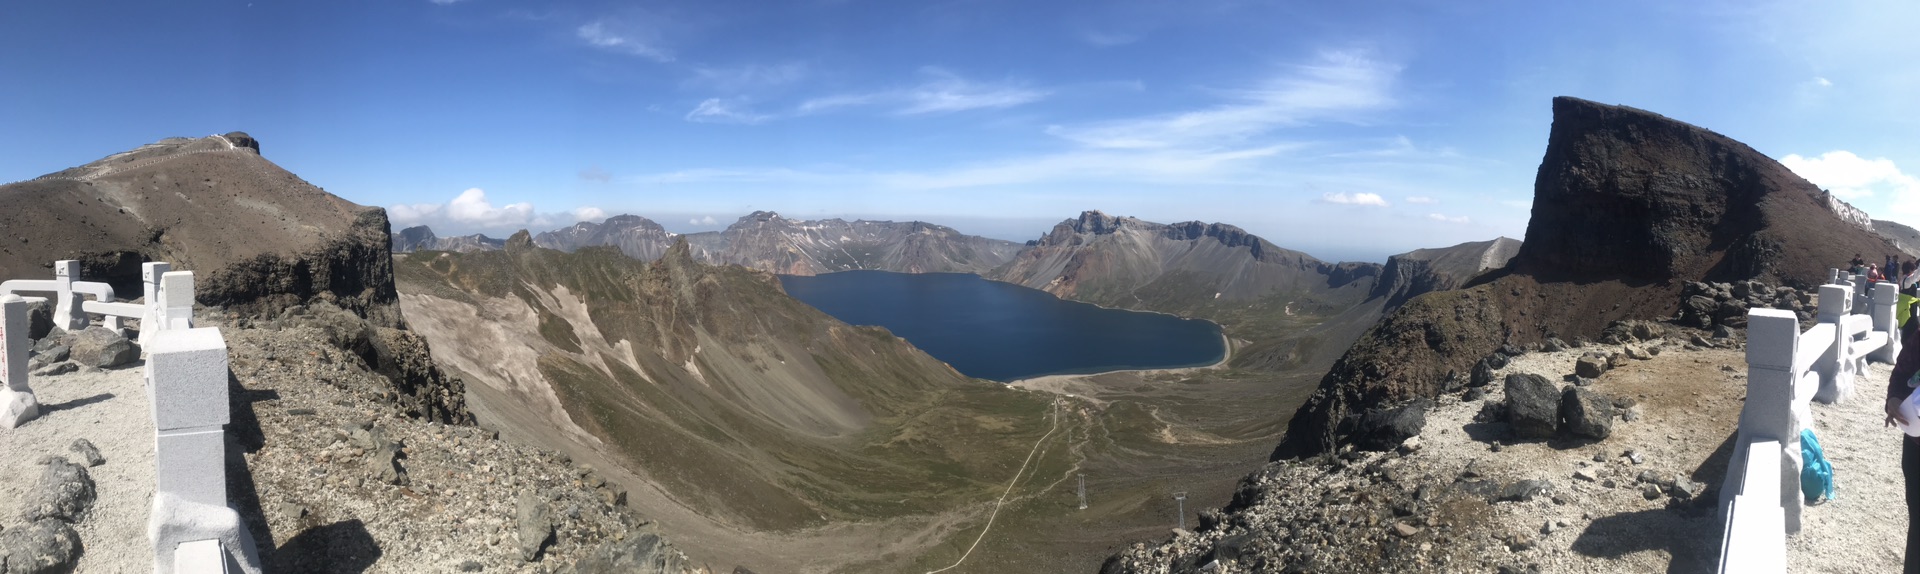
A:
1272;96;1902;459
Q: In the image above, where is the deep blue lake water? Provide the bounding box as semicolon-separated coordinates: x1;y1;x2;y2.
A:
778;271;1225;381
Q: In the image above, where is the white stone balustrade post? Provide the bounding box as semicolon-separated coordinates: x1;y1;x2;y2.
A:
144;327;260;574
1815;284;1849;401
1723;308;1805;533
1874;282;1901;364
1854;274;1872;314
52;260;86;331
159;271;194;330
139;262;171;345
0;295;37;429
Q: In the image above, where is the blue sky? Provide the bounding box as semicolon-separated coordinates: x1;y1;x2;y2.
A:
5;1;1919;262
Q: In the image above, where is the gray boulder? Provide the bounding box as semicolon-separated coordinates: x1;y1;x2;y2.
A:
19;457;94;523
572;532;692;574
0;518;80;574
1470;358;1495;387
1505;373;1560;439
67;440;103;468
69;327;137;369
24;300;53;341
516;490;553;562
1559;387;1616;440
1575;355;1608;379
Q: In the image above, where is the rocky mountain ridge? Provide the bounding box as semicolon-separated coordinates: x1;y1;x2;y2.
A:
390;225;505;253
529;210;1025;276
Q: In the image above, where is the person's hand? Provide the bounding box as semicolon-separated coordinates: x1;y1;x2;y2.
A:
1889;397;1909;429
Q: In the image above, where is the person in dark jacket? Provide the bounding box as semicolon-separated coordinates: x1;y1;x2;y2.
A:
1888;322;1920;574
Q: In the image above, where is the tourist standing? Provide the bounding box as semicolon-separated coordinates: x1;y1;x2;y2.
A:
1890;318;1920;574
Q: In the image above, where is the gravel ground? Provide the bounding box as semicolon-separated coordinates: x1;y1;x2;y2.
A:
0;364;155;574
1789;360;1906;573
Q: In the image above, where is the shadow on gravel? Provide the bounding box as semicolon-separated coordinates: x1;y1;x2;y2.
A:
1570;508;1719;574
269;519;383;573
227;372;277;564
40;392;114;416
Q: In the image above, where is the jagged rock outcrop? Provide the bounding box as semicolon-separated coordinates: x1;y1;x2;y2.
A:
1873;219;1920;258
533;211;1023;276
992;210;1376;306
1370;237;1521;310
534;215;680;261
390;225;507;254
1272;96;1902;459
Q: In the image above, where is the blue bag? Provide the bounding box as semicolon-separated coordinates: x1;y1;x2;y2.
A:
1801;428;1835;504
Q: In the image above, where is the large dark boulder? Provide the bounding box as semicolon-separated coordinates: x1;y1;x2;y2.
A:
1560;387;1616;440
1348;399;1431;452
1505;373;1560;439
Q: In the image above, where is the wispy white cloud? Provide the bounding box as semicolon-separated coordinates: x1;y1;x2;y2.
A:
1320;192;1389;207
391;188;537;229
686;98;771;124
689;215;718;225
1080;30;1139;47
1781;150;1919;200
798;68;1048;116
1426;213;1470;224
1045;50;1399;149
579;166;612;183
1406;196;1437;204
578;20;673;62
572;206;608;222
687;62;808;91
1815;76;1833;87
428;0;466;5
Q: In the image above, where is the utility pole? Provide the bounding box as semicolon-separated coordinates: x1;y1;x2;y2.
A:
1077;473;1087;510
1173;491;1188;531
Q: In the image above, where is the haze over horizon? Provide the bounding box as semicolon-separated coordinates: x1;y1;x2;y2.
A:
6;0;1919;263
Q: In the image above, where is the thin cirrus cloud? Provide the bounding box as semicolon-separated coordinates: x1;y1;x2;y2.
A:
1406;196;1437;204
1427;213;1470;224
577;20;673;62
795;68;1049;116
1320;192;1390;207
1045;50;1399;150
686;98;772;124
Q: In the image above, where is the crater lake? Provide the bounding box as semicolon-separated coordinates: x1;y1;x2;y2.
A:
778;270;1226;381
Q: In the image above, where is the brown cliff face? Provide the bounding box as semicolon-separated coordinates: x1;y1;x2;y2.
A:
1272;97;1901;458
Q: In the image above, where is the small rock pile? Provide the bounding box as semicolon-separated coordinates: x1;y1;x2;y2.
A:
0;442;106;574
1677;280;1812;330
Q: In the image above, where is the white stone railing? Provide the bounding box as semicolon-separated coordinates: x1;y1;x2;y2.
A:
0;260;195;343
0;261;258;573
1717;274;1901;573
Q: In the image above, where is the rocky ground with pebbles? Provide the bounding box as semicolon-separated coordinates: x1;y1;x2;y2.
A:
1;301;715;573
1102;319;1906;573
